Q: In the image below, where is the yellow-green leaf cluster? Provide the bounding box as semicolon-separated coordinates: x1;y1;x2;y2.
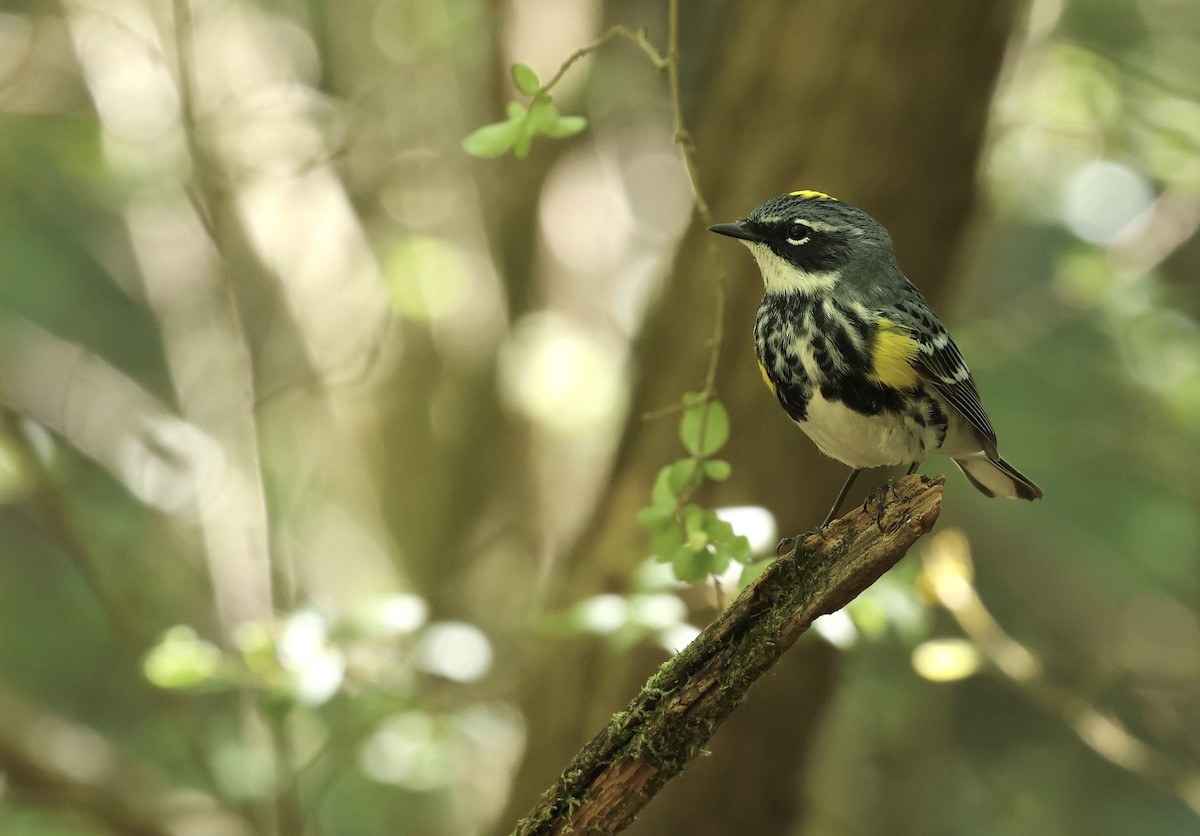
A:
463;64;587;159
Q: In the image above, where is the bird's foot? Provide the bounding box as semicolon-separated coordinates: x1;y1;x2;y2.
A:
863;479;897;529
775;528;820;557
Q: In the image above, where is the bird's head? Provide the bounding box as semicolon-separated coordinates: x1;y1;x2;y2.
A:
708;191;895;295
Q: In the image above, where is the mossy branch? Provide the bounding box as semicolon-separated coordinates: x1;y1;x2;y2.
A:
513;474;945;835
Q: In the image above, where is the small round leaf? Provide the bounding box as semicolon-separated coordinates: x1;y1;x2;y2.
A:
653;525;685;563
679;399;730;457
709;548;731;575
650;464;681;509
512;63;541;96
704;460;732;481
730;534;753;563
703;514;736;543
671;545;710;583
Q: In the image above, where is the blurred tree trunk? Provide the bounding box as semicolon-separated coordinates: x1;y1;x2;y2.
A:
501;1;1020;834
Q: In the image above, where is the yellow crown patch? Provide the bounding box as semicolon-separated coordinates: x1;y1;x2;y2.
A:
789;189;837;201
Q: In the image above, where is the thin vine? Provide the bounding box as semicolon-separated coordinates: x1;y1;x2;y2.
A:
464;0;749;586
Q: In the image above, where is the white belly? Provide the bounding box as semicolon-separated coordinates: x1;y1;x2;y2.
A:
798;392;928;469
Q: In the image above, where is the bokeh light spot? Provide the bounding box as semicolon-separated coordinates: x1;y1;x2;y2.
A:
1060;160;1154;246
278;610;345;706
359;711;455;790
912;638;982;682
813;609;858;649
499;313;627;436
357;593;430;636
656;623;701;655
574;594;629;634
385;236;473;321
628;594;686;631
415;622;493;683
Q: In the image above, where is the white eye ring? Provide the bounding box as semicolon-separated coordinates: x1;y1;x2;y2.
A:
786;222;811;245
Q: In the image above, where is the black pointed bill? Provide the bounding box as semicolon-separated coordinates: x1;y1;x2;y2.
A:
707;221;764;243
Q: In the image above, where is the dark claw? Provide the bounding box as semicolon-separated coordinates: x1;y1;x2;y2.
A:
776;528;819;557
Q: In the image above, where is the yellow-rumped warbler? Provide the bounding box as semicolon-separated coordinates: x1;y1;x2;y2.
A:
709;190;1043;527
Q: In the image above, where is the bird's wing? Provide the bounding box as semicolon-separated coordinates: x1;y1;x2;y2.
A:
882;298;999;457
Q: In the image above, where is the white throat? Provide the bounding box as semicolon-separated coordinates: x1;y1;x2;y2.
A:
744;241;839;294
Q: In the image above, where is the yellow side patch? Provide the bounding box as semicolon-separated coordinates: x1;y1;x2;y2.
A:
757;359;777;396
867;317;921;389
789;189;837;201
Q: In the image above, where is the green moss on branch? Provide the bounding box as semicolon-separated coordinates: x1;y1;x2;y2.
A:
513;474;944;835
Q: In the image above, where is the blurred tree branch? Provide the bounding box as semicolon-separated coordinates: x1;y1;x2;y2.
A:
513;475;943;835
0;686;254;836
923;530;1200;818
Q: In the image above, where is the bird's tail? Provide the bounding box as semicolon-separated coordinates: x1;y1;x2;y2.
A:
954;456;1044;500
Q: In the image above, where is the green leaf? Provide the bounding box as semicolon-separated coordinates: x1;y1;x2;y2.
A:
671;460;704;493
652;525;685;563
715;531;753;564
681;391;706;407
683;505;707;536
512;63;541;95
705;515;751;565
507;101;527;120
709;548;731;575
543;114;587;139
462;118;521;157
731;534;753;562
679;398;730;457
683;509;709;550
703;514;737;544
636;505;672;528
703;459;731;481
512;117;535;158
650;464;679;509
144;626;224;690
651;460;703;509
528;93;558;133
671;545;710;583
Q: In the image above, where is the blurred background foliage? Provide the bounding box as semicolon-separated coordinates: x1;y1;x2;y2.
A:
0;0;1198;834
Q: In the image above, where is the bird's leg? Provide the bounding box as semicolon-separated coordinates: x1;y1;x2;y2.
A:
823;468;862;527
906;461;920;476
776;468;863;557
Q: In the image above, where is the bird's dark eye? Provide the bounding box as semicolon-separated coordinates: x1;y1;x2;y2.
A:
786;222;811;243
